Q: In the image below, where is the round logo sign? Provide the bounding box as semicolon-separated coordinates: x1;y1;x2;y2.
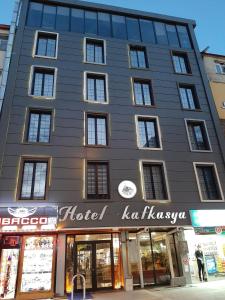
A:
215;227;222;234
118;181;137;199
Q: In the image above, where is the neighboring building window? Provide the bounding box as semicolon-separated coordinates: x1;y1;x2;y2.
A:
85;39;105;64
27;111;51;143
215;63;225;74
129;46;148;68
142;162;168;200
0;69;2;83
87;162;109;199
31;67;56;98
0;35;8;51
86;73;107;103
186;120;210;151
179;85;199;110
87;115;107;146
20;160;48;200
133;80;153;106
35;32;57;58
137;117;161;149
195;164;223;201
172;52;190;74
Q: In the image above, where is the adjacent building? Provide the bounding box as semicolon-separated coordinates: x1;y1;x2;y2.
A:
0;0;225;299
202;52;225;134
0;25;10;85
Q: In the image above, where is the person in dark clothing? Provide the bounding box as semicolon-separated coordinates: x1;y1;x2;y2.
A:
195;245;205;281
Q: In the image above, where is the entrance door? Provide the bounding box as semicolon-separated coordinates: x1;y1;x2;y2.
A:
75;241;113;291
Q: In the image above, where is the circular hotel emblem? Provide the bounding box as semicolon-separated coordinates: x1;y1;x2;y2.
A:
118;181;137;199
215;227;222;235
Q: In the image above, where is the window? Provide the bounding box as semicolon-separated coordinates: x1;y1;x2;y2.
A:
179;85;199;110
166;24;179;47
71;8;84;33
186;120;211;151
85;73;107;103
112;15;127;39
172;52;190;74
215;63;225;74
0;35;8;51
177;25;191;49
85;11;97;34
87;162;109;199
133;80;153;106
140;19;156;44
27;2;43;27
42;5;56;29
194;164;223;201
56;6;70;31
154;22;168;45
30;67;56;98
141;162;169;201
137;117;161;149
20;160;48;200
27;111;51;143
129;46;148;68
87;114;107;146
126;17;141;41
35;32;57;58
85;39;105;64
98;12;111;37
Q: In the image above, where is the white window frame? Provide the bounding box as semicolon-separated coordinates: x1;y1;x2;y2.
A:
215;63;225;74
128;45;148;69
28;65;57;100
193;162;224;202
131;77;154;106
83;37;106;65
139;160;171;203
135;115;162;150
184;118;212;152
84;71;109;104
33;30;59;60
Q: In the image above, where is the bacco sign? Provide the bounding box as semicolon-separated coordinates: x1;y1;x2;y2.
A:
0;207;58;231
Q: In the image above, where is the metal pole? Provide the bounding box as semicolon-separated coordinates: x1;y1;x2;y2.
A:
71;274;86;300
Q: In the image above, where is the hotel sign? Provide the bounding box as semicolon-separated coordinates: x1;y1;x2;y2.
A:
0;207;58;232
58;204;190;229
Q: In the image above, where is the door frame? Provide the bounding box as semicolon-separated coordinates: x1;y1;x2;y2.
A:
74;240;114;291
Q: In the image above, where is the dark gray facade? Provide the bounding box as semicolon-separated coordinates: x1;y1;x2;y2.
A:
0;0;225;228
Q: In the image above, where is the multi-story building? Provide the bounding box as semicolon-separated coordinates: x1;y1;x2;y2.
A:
0;25;10;85
0;0;225;299
202;52;225;134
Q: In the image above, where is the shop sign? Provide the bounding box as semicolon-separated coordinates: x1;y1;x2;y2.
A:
194;227;225;235
58;204;189;229
0;207;58;232
118;181;137;199
190;210;225;227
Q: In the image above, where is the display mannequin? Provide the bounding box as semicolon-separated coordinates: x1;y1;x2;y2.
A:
195;244;206;281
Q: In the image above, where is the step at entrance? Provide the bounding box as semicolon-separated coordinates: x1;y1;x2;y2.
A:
68;292;93;300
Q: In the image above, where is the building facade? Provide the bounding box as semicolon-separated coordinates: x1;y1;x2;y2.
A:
202;52;225;134
0;0;225;299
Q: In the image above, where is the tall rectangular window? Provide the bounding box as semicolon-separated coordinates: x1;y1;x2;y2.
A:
56;6;70;31
126;17;141;41
166;24;179;47
27;2;43;27
142;162;168;200
137;117;161;149
86;73;107;103
177;25;191;49
179;85;199;110
20;160;48;200
87;115;107;146
42;5;56;29
130;46;148;68
98;12;111;37
172;52;190;74
35;32;57;58
31;67;56;98
195;164;223;201
85;11;97;34
186;120;210;151
87;162;109;199
154;22;168;45
133;80;153;106
140;19;156;43
71;8;84;33
27;111;51;143
112;15;127;39
85;39;105;64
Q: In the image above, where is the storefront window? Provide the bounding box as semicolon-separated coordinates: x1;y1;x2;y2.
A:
113;234;123;289
66;236;75;293
20;236;55;293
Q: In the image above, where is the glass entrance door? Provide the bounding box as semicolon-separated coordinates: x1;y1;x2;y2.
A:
75;241;113;291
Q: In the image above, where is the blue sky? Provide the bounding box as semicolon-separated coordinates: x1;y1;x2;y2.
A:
0;0;224;54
